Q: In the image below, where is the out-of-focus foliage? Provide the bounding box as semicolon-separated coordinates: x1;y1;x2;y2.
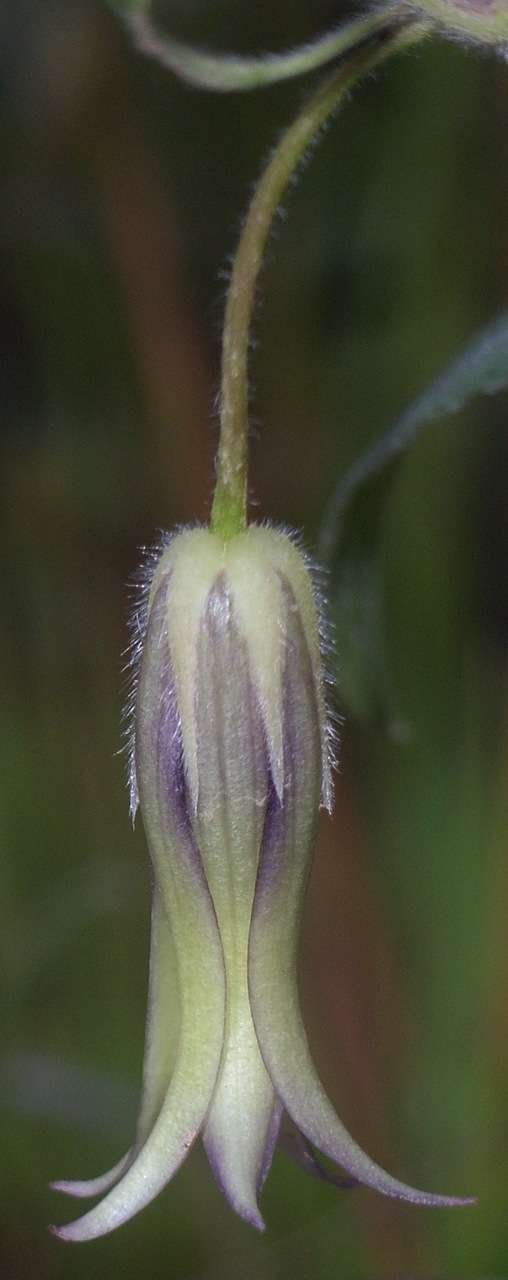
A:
321;311;508;729
1;2;507;1278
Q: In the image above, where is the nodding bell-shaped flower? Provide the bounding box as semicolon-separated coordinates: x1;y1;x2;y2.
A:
51;526;472;1240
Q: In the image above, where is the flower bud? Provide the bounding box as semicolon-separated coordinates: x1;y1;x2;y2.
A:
52;525;472;1241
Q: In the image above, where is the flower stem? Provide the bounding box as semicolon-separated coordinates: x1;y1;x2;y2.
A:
210;19;429;539
130;3;406;93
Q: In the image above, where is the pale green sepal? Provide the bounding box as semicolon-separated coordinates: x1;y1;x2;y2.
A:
151;529;224;811
203;1026;277;1230
250;916;474;1204
240;526;332;809
193;569;278;1226
51;836;226;1240
226;537;285;801
133;883;180;1144
248;599;473;1207
52;575;227;1242
51;1155;131;1201
52;884;179;1201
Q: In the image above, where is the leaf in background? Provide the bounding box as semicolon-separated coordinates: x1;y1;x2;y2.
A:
319;310;508;729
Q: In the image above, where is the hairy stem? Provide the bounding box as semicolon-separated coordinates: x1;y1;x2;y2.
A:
129;3;406;93
210;19;429;539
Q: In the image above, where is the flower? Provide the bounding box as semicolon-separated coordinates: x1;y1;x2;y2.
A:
51;525;472;1241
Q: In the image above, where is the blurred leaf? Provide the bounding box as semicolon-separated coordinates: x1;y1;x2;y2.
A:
319;310;508;727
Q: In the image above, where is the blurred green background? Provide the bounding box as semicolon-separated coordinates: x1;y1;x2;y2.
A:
1;1;508;1276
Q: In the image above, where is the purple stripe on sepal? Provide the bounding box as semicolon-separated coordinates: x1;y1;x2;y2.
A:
136;577;202;881
254;577;321;904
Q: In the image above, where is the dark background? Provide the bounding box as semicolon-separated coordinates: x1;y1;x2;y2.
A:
1;1;508;1276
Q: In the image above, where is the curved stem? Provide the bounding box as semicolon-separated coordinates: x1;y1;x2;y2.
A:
210;19;429;539
129;3;405;93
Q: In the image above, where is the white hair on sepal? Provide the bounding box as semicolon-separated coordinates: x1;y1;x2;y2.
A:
122;522;208;822
121;530;174;825
297;531;342;811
